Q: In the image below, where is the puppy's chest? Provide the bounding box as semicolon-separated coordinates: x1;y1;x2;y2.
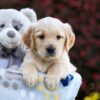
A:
34;60;52;73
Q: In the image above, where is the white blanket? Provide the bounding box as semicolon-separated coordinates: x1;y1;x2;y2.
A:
0;69;82;100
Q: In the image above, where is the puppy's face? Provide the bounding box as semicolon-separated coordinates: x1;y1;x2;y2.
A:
34;28;65;60
23;17;75;60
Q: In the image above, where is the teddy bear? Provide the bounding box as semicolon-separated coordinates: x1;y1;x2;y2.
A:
0;8;37;69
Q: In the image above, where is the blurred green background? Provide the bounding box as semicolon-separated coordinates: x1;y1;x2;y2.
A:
0;0;100;99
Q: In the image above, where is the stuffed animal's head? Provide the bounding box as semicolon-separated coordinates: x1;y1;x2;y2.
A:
0;8;37;49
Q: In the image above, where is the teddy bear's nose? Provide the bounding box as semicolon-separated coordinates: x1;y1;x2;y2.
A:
7;31;15;38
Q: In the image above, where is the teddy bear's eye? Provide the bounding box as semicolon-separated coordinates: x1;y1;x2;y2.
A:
0;24;5;28
14;26;20;31
56;35;62;40
12;20;23;31
14;25;22;31
38;34;45;40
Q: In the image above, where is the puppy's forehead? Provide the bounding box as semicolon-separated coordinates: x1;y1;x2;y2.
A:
36;17;64;32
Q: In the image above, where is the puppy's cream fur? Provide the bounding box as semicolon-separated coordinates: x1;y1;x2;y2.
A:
20;17;76;89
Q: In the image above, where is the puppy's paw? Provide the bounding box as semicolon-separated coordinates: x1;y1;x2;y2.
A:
44;75;60;90
22;72;38;87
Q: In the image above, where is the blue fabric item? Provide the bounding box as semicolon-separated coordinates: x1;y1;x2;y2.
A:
61;74;74;86
0;45;26;69
0;69;82;100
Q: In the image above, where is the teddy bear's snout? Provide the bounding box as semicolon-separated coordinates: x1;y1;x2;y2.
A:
7;31;15;38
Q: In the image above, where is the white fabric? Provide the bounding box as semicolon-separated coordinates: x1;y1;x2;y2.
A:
0;69;82;100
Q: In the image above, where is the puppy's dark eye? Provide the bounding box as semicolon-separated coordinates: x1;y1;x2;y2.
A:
38;34;45;40
56;35;62;40
0;24;5;28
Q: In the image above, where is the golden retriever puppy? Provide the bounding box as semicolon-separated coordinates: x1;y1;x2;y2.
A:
19;17;77;90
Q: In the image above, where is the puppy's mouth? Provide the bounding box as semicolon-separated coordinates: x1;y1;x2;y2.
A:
45;53;58;59
37;50;58;60
46;53;55;57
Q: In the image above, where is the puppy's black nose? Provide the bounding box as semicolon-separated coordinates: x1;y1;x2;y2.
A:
46;45;55;55
7;31;15;38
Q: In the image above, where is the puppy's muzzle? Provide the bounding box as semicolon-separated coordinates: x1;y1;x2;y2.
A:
46;45;55;56
7;31;15;38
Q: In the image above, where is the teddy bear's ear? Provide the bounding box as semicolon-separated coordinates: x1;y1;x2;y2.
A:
63;23;75;52
20;8;37;22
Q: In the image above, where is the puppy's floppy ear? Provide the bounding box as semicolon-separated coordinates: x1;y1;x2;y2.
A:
23;26;33;48
64;23;75;51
